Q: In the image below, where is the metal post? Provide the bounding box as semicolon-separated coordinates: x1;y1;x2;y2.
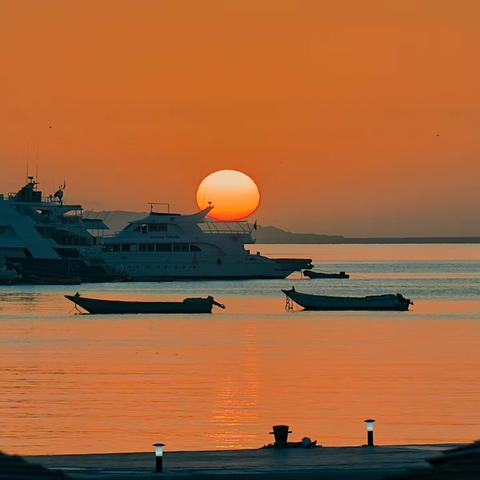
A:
156;455;163;473
153;443;165;472
364;419;375;446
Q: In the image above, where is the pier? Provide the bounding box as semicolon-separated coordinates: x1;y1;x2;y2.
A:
25;444;459;479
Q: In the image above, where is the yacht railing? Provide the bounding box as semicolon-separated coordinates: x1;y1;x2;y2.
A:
6;193;83;209
198;221;253;235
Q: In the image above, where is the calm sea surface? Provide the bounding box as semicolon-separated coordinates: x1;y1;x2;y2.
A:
1;244;480;455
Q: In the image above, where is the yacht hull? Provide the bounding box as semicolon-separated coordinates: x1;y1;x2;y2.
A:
7;257;121;284
103;254;313;281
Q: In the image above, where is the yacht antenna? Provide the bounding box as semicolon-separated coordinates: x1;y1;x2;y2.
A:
35;144;39;182
25;141;31;182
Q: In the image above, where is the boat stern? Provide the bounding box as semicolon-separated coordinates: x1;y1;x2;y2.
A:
272;258;313;277
396;293;413;310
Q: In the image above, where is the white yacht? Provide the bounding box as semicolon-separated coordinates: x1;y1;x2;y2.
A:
102;206;312;280
0;177;114;282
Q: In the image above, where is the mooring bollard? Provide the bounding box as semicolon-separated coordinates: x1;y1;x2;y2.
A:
270;425;292;447
364;419;375;446
153;443;165;472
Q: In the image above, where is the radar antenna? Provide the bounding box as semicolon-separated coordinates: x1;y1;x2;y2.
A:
148;202;170;213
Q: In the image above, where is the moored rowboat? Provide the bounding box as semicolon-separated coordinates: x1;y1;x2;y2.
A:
65;293;225;314
282;287;412;311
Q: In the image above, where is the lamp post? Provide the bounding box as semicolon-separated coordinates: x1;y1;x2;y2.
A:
364;419;375;447
153;443;165;472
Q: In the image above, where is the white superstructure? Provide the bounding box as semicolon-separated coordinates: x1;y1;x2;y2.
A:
103;206;312;280
0;177;113;282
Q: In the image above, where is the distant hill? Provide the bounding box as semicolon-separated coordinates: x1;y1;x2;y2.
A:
85;210;147;233
85;211;480;244
255;226;344;243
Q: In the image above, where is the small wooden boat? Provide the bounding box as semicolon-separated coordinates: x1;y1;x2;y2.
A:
303;270;349;279
282;287;412;311
65;292;225;314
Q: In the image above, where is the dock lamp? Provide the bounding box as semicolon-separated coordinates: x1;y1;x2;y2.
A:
364;419;375;447
153;443;165;472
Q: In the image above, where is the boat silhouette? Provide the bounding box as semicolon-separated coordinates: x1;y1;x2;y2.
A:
282;287;412;311
65;292;225;314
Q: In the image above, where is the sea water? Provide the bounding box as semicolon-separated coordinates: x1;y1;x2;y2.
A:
1;244;480;454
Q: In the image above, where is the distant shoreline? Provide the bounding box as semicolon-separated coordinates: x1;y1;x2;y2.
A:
256;237;480;244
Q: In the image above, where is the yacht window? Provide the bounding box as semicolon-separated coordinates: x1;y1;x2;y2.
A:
35;226;93;246
149;223;168;232
139;243;155;252
121;244;131;252
173;243;189;252
55;248;81;258
156;243;171;252
190;244;202;252
0;226;5;234
133;223;168;233
132;224;148;233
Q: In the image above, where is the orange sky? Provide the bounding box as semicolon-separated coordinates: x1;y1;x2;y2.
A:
1;0;479;236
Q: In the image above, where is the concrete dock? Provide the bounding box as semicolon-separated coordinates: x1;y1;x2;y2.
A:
25;444;460;479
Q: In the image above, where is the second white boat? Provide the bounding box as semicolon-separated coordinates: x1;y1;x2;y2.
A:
102;206;312;280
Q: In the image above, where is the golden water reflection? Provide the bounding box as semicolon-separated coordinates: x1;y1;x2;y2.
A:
208;324;259;449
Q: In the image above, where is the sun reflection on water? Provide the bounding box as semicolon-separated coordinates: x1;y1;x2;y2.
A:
208;324;259;449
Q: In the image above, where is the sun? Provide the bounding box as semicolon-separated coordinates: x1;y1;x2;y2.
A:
196;170;260;221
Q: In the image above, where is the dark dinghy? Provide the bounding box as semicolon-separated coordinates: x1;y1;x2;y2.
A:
282;287;412;311
65;293;225;314
303;270;349;279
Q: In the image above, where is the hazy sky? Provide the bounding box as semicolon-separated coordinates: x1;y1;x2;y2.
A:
1;0;479;236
